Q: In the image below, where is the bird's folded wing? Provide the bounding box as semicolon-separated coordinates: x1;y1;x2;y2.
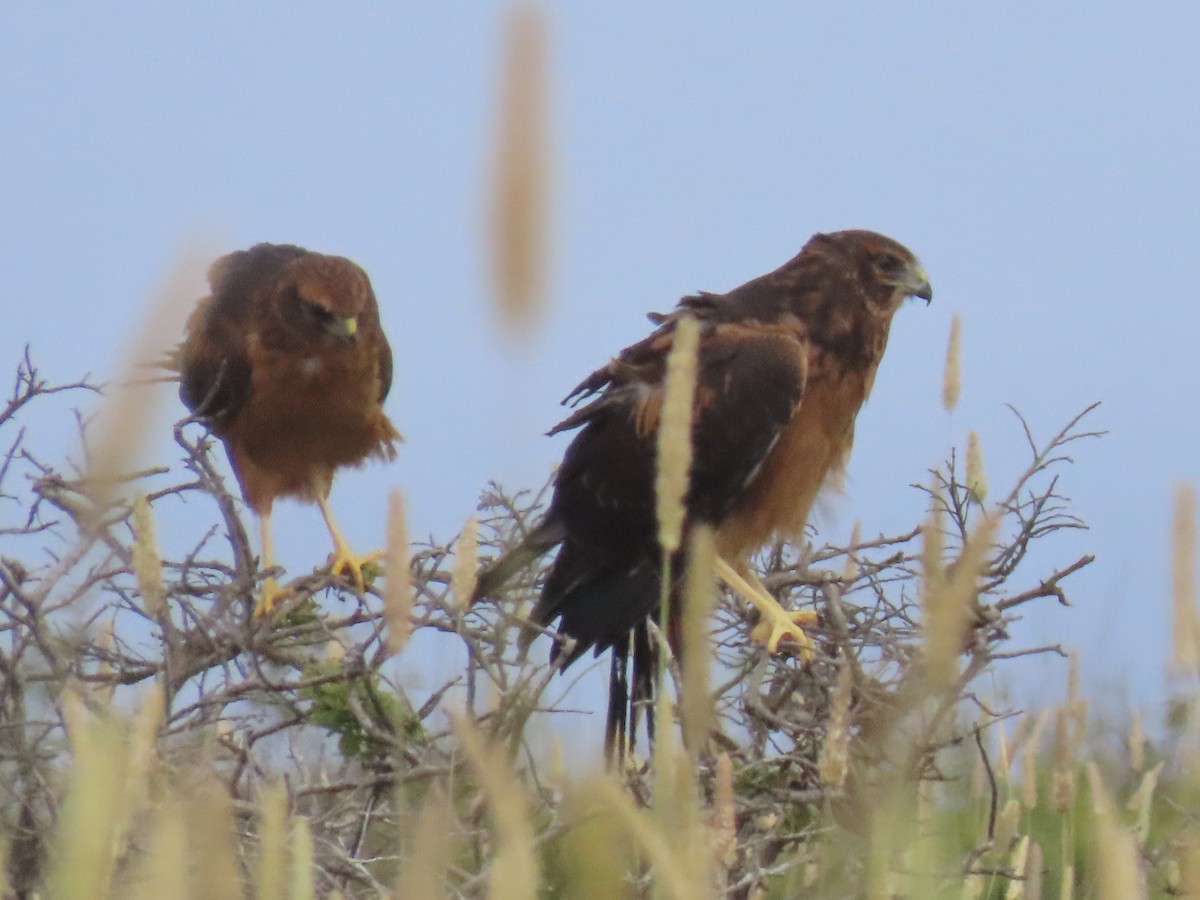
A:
549;318;809;535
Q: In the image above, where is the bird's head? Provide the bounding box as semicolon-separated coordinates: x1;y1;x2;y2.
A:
284;255;375;343
760;229;932;368
821;229;932;312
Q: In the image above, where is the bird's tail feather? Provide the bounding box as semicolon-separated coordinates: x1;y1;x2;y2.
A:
470;518;565;604
605;643;629;767
605;620;657;767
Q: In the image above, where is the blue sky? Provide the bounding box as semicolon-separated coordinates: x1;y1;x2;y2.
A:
3;4;1195;719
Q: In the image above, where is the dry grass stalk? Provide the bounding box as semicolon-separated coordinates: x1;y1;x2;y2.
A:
921;486;945;580
552;781;631;900
61;683;91;759
85;244;212;508
1050;707;1076;815
1006;834;1029;899
866;810;896;900
451;712;540;900
46;708;129;899
254;782;289;900
842;520;862;580
1085;763;1144;899
681;524;716;753
489;2;549;331
187;781;244;899
290;816;315;900
588;775;708;900
920;498;946;679
1007;712;1035;761
128;786;188;900
92;617;119;705
966;430;988;502
1173;483;1200;673
924;513;996;689
130;494;165;615
713;752;737;871
449;514;480;608
1174;829;1200;897
656;314;701;554
1127;761;1164;848
998;720;1012;783
895;780;944;898
1127;708;1145;772
1024;840;1043;900
384;488;412;653
117;687;165;851
131;682;165;760
398;787;454;899
819;662;853;791
651;700;711;898
1021;710;1051;811
943;314;962;412
995;798;1022;854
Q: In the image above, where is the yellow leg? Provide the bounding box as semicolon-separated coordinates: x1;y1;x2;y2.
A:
253;512;289;617
316;495;383;592
714;557;816;658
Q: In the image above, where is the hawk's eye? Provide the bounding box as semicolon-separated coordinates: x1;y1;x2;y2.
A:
873;252;905;275
299;295;335;323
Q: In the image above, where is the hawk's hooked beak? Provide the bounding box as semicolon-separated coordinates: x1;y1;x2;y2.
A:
903;263;933;304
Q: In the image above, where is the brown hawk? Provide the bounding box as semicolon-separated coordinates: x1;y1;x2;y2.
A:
179;243;400;616
474;229;931;755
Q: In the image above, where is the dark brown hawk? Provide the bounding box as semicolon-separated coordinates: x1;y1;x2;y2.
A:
473;229;931;755
179;243;400;616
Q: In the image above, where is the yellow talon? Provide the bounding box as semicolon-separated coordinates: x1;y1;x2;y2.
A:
318;491;383;591
253;575;292;618
714;556;816;658
749;608;818;657
326;545;385;591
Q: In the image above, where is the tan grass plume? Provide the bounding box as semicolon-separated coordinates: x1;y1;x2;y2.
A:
85;241;217;511
1128;708;1145;773
924;510;996;689
1172;483;1200;673
1085;763;1144;899
130;494;165;616
966;430;988;502
128;786;188;900
656;315;701;554
398;787;454;898
452;711;540;900
489;3;550;333
819;662;854;791
713;752;736;871
384;488;412;653
943;314;962;413
450;514;480;608
290;816;315;900
254;783;288;900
